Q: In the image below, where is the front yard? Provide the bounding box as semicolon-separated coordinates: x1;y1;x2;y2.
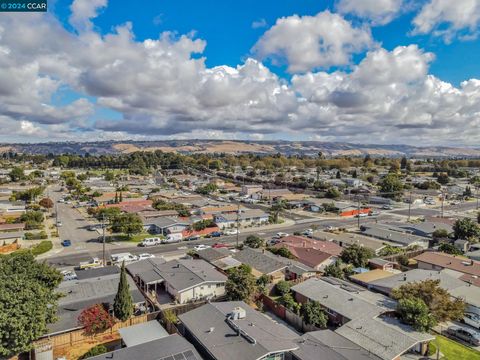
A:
432;335;480;360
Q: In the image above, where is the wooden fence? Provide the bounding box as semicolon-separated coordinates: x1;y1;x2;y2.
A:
37;314;148;350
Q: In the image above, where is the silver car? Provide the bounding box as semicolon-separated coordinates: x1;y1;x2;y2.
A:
447;325;480;346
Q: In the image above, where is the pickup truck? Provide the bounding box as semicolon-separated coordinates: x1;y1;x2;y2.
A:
78;257;103;270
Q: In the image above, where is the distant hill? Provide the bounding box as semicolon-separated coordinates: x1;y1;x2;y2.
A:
1;140;479;158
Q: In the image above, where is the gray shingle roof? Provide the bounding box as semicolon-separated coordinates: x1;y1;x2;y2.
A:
178;301;299;360
232;247;287;275
88;334;203;360
291;278;434;360
129;258;226;292
292;330;382;360
118;320;169;347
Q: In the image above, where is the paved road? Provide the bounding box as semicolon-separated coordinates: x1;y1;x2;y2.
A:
43;214;388;268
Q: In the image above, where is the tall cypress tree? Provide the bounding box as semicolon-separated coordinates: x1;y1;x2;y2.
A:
113;262;133;321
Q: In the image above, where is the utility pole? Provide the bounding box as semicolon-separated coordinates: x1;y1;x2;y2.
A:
102;214;106;266
357;196;360;229
441;191;445;218
236;202;240;248
407;191;412;222
476;185;479;210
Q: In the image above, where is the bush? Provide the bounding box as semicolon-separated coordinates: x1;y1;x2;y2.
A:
276;280;291;296
80;345;108;359
24;231;48;240
31;241;53;256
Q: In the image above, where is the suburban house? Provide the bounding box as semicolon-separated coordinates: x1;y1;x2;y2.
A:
414;252;480;278
126;258;227;304
361;224;430;249
178;301;299;360
232;247;316;282
291;277;434;360
292;330;381;360
214;209;269;229
241;184;263;196
0;222;25;232
313;231;391;255
47;267;145;336
89;333;203;360
276;235;343;257
142;216;190;235
360;268;480;316
101;199;154;213
197;205;243;216
196;248;243;271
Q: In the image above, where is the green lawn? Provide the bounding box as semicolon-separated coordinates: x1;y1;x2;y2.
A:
105;232;153;243
433;335;480;360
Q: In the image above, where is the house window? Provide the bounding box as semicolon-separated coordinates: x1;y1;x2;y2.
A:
216;283;223;288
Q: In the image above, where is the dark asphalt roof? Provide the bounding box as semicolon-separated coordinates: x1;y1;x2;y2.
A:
88;334;203;360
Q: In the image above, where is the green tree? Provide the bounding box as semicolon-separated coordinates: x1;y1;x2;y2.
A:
111;213;143;237
9;167;25;182
244;235;264;249
113;263;133;321
436;173;450;185
323;261;345;279
225;265;257;302
397;297;437;332
379;174;403;199
0;252;62;358
196;183;218;195
432;229;449;240
400;156;408;170
392;279;465;323
438;243;462;255
269;201;285;224
104;171;115;181
20;210;44;230
453;218;480;240
276;280;291;296
282;293;301;314
96;207;121;222
325;187;341;199
340;244;374;268
336;171;341;179
301;301;327;328
268;246;295;259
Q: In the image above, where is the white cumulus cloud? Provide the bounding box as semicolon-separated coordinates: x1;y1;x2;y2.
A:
336;0;404;25
412;0;480;42
253;11;374;73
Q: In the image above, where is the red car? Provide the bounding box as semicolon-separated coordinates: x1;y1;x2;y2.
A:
212;243;229;249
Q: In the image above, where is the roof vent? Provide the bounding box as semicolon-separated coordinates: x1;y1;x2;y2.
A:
230;307;247;320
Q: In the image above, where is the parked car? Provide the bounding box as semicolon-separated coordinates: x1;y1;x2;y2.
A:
369;211;380;216
193;244;211;251
56;221;63;227
355;213;369;218
140;237;162;247
302;229;313;237
224;229;240;235
61;270;77;281
61;239;71;247
273;232;289;239
185;235;201;241
110;253;139;264
446;325;480;345
88;224;100;231
137;253;155;261
205;231;222;238
163;233;183;243
78;257;103;270
463;313;480;330
382;205;393;210
212;243;229;248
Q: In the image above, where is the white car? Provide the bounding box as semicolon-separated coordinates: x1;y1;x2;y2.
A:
193;244;211;251
463;312;480;330
137;253;155;261
140;237;162;247
274;232;289;239
111;253;139;264
61;270;77;281
78;257;103;270
302;229;313;237
224;229;240;235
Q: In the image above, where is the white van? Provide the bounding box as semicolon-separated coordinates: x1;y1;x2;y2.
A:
163;233;183;243
111;253;138;264
140;237;162;247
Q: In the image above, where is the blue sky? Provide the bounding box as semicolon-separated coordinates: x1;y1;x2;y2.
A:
49;0;479;85
1;0;480;145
